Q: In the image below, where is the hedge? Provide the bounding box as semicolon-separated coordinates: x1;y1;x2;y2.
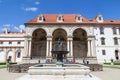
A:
113;62;120;65
104;63;111;65
0;62;17;65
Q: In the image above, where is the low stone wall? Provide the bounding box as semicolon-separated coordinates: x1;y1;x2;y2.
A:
8;63;38;73
84;64;103;71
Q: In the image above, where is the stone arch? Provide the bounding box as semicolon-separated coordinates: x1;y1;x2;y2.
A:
52;28;67;58
0;50;5;62
31;28;47;59
73;28;87;58
30;27;47;36
7;50;14;62
71;27;89;37
51;27;68;37
15;49;21;62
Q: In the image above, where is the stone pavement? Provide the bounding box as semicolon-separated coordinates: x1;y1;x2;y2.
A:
0;68;26;80
0;68;120;80
91;68;120;80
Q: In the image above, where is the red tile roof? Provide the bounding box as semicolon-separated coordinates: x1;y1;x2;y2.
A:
25;14;120;25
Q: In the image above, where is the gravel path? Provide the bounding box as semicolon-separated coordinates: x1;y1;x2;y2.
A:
91;68;120;80
0;68;26;80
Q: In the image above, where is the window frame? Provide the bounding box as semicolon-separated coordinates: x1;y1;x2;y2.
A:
101;37;105;45
100;27;104;34
114;37;118;45
112;27;117;34
9;41;12;44
102;50;106;55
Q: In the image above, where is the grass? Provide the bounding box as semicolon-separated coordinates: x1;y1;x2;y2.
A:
0;65;7;69
103;65;120;69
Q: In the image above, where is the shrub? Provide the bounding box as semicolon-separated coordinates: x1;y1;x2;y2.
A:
104;62;111;65
0;62;6;65
113;62;120;65
0;62;17;65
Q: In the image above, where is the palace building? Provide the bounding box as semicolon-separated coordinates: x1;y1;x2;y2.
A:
0;14;120;63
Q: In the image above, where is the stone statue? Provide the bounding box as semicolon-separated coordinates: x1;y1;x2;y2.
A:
58;38;62;51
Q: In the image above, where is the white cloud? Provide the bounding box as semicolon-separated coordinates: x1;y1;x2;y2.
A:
14;25;26;31
1;24;12;32
35;1;40;5
23;7;38;11
19;25;25;31
14;26;19;31
3;24;11;27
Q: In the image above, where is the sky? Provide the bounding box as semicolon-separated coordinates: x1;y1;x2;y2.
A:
0;0;120;32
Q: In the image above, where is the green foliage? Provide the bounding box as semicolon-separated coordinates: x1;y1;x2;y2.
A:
113;62;120;65
104;62;111;65
0;62;17;65
0;66;7;69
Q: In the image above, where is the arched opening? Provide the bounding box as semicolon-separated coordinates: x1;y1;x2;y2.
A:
7;50;14;62
52;29;67;58
73;28;87;58
15;50;21;62
31;29;47;59
115;50;119;60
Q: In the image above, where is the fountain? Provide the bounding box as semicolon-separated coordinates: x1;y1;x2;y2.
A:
51;38;68;66
16;38;101;80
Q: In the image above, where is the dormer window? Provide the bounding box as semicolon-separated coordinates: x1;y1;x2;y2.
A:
76;15;82;22
38;14;44;22
57;15;63;22
96;14;103;22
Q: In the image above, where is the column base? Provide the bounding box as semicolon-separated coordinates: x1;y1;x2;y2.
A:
46;56;52;59
67;56;73;60
86;57;98;64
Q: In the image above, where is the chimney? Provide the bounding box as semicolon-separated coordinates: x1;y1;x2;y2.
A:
20;29;23;33
5;28;8;34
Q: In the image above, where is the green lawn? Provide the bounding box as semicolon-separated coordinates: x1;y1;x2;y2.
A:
0;65;7;69
103;65;120;69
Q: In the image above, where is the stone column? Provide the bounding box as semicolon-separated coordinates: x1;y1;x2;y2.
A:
49;39;52;57
46;39;49;57
4;48;7;62
67;37;73;58
70;39;73;57
13;48;16;62
87;40;91;57
24;36;32;58
24;38;29;57
67;39;70;57
91;39;96;57
28;40;32;57
46;36;52;58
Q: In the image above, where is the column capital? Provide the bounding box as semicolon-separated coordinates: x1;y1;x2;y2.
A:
87;35;95;40
47;36;52;40
67;36;73;40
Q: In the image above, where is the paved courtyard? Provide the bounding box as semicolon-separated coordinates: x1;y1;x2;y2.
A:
0;68;120;80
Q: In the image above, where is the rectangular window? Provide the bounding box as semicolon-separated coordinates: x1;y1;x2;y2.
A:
119;28;120;34
9;41;12;44
113;27;117;34
114;37;118;45
102;50;106;55
100;27;104;34
17;42;21;44
101;37;105;45
17;52;21;58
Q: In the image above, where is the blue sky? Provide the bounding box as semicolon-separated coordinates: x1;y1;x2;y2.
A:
0;0;120;32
